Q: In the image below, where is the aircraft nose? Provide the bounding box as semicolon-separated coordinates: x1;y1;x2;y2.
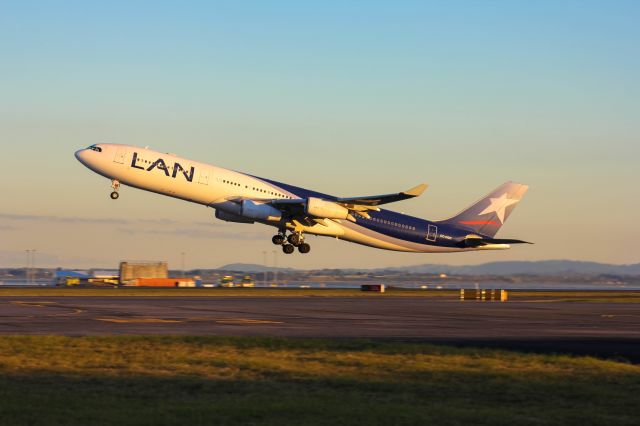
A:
74;149;87;164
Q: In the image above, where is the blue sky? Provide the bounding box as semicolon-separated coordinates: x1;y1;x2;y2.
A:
1;1;638;269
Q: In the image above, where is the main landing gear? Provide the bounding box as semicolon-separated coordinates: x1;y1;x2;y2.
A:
110;179;120;200
272;231;311;254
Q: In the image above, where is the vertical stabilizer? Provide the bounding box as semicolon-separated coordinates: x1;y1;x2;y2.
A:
438;182;528;238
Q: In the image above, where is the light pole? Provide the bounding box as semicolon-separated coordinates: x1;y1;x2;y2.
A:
25;249;35;285
272;250;278;286
25;250;30;284
262;250;267;287
31;250;36;285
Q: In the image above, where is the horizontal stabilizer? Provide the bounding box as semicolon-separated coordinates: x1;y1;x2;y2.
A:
485;238;533;245
460;236;533;248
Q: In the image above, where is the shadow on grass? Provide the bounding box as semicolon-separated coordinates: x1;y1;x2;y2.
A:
89;335;640;362
1;337;639;425
1;369;638;426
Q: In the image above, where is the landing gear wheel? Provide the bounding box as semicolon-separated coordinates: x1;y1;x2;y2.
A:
298;243;311;254
272;234;285;245
110;179;120;200
282;244;295;254
288;233;303;246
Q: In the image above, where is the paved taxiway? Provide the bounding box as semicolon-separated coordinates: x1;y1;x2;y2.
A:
2;296;639;360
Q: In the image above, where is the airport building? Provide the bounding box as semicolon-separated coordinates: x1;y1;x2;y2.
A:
119;261;168;284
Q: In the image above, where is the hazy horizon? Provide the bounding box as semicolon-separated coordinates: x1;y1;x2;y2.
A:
2;251;639;272
1;1;638;269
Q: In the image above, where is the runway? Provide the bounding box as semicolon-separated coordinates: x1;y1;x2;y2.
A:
2;296;640;360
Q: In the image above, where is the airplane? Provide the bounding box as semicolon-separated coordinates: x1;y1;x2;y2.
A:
75;143;531;254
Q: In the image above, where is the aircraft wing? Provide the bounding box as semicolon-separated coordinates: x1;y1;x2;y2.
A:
334;183;428;206
259;183;428;223
264;183;427;209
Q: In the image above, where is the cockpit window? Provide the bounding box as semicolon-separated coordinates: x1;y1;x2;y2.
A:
87;145;102;152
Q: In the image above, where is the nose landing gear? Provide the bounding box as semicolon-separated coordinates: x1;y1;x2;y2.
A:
110;180;120;200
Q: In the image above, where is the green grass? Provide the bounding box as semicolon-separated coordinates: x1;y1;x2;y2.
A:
512;290;640;303
1;287;640;302
0;336;638;425
0;287;454;297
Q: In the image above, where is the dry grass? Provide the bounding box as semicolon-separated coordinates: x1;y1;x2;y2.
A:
512;290;640;303
2;287;640;302
1;335;635;381
0;287;453;297
0;336;638;425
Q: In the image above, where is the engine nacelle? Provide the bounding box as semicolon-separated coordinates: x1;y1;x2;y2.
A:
305;197;349;219
241;200;282;221
215;209;254;224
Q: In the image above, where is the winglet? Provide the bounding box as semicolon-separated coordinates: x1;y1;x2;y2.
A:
402;183;428;197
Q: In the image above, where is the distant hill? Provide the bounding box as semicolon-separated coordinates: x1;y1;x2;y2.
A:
383;260;640;275
216;263;294;273
216;260;640;275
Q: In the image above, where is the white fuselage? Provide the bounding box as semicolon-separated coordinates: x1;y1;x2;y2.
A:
75;143;504;253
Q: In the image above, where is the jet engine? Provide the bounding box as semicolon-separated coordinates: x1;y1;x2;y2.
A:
305;197;349;219
215;209;254;224
241;200;282;221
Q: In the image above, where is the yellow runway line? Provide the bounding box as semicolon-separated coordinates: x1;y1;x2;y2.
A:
183;316;283;324
94;316;283;325
10;300;58;307
95;317;183;324
10;300;85;316
213;318;283;325
48;308;85;317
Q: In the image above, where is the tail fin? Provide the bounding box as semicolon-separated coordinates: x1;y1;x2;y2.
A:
438;181;529;238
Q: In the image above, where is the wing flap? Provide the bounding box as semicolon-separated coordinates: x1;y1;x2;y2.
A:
235;183;427;223
335;183;427;206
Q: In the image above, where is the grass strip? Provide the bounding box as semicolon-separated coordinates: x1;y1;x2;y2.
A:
0;336;638;425
0;287;454;297
1;287;640;302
